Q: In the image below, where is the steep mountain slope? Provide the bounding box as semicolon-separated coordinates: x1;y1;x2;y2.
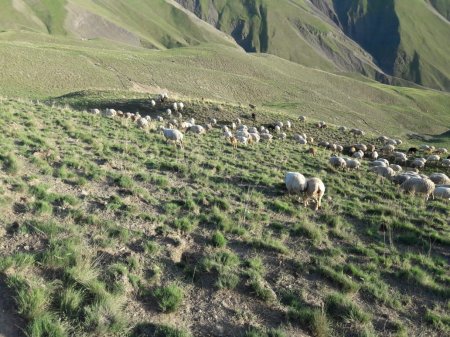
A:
177;0;450;91
327;0;450;91
0;0;236;49
175;0;384;76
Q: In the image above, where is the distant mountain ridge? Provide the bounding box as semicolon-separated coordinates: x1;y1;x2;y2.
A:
0;0;449;91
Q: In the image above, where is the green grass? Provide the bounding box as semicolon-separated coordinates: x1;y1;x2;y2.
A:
153;284;184;313
0;97;448;337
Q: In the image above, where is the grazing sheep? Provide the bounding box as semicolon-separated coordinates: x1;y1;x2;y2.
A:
137;118;149;129
382;144;395;155
162;128;183;146
400;177;435;201
299;116;306;122
389;164;402;172
395;139;403;145
442;159;450;167
222;126;229;133
386;139;397;146
205;123;213;131
371;151;379;160
248;127;258;134
435;148;448;155
187;125;206;135
353;150;364;159
210;118;217;125
308;148;316;156
370;160;388;168
103;108;117;118
303;178;326;210
338;126;347;132
318;141;330;148
355;144;367;152
378;135;389;142
251;112;256;121
345;158;361;170
286;121;292;129
276;121;284;128
391;172;419;185
223;130;233;139
180;122;193;130
370;166;395;180
350;128;365;136
429;173;450;185
260;133;273;142
285;172;307;195
150;100;156;107
336;145;343;153
188;118;196;125
90;108;100;115
427;155;440;163
411;158;426;169
231;122;237;130
178;102;184;111
275;125;281;134
329;156;347;170
317;121;327;129
249;133;261;143
280;132;287;140
307;137;314;144
328;144;337;152
236;118;241;125
297;138;308;145
173;103;178;112
433;186;450;200
393;152;407;164
177;112;183;119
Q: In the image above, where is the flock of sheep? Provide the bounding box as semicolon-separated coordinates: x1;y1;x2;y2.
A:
89;93;450;211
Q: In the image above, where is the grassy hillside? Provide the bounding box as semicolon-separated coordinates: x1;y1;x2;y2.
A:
0;0;236;49
429;0;450;20
1;31;450;140
0;96;449;337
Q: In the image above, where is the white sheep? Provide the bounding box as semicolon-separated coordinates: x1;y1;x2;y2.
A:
352;150;364;159
285;172;307;195
173;103;178;112
275;125;281;134
411;158;426;169
276;121;284;128
260;133;273;142
336;145;343;153
188;118;196;125
389;164;402;172
162;128;183;146
187;125;206;135
303;178;326;210
329;157;347;170
370;166;395;180
400;177;435;201
156;116;164;122
355;144;367;152
236;118;241;125
137;118;149;129
248;127;259;134
338;126;347;132
370;160;388;168
433;186;450;200
299;116;306;122
150;100;156;107
249;133;261;143
103;108;117;118
286;121;292;129
429;173;450;185
280;132;287;140
179;102;184;111
371;151;379;160
427;155;440;163
442;159;450;167
90;108;100;115
223;130;233;139
345;158;361;170
231;122;237;130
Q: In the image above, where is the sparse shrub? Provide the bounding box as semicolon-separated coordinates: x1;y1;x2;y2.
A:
153;284;184;313
153;325;192;337
1;153;20;174
325;292;371;323
292;221;323;244
58;286;84;318
216;272;240;289
27;314;67;337
211;231;227;247
244;327;286;337
33;200;52;215
173;217;198;232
